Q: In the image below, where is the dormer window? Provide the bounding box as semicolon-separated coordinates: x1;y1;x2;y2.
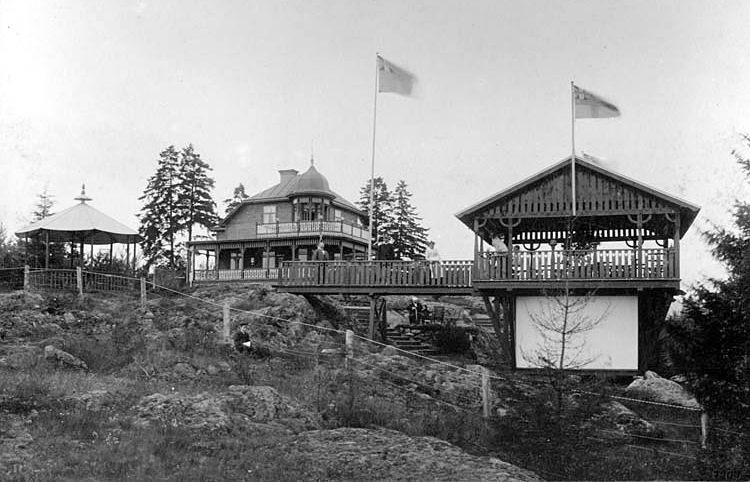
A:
263;205;276;224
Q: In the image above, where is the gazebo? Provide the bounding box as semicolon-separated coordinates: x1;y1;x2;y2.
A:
15;185;140;271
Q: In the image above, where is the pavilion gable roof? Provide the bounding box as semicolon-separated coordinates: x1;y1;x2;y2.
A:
455;155;700;238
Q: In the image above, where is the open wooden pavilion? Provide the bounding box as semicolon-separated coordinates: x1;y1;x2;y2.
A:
15;185;140;271
454;155;700;371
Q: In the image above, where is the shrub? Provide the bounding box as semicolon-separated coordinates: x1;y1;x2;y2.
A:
435;325;471;354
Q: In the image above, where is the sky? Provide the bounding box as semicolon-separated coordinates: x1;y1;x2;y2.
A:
2;0;750;289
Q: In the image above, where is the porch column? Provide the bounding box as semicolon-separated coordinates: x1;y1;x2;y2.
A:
44;231;49;269
238;245;245;279
132;239;138;273
79;238;84;268
673;214;680;278
215;246;221;279
637;213;643;278
126;240;130;273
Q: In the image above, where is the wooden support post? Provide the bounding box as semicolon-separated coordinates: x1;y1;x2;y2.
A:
701;412;709;449
76;266;83;297
140;277;147;310
45;231;49;269
223;301;231;343
368;295;376;339
345;329;354;370
23;265;30;292
481;367;491;418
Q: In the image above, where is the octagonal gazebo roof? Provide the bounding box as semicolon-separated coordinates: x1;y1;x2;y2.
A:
15;185;140;244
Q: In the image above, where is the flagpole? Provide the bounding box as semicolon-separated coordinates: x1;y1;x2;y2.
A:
368;53;379;259
571;80;576;217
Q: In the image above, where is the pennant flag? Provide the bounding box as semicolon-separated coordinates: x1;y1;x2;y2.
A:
377;55;416;96
574;85;620;118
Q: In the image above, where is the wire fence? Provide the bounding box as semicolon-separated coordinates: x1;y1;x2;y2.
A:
11;267;746;474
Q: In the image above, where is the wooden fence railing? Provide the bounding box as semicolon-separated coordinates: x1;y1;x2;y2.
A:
278;260;474;288
26;268;138;292
194;268;280;282
474;248;677;281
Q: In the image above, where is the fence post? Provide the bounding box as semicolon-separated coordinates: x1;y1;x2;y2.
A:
345;329;354;370
76;267;83;297
23;265;30;292
223;302;231;343
481;367;491;418
140;277;146;310
701;412;709;449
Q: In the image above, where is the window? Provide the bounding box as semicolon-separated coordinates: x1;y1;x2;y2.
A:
263;205;276;224
334;209;343;222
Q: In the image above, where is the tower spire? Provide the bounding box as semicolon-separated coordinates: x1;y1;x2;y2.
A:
74;183;92;203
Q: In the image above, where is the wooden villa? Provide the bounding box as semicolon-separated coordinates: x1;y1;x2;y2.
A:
276;155;700;372
187;160;369;283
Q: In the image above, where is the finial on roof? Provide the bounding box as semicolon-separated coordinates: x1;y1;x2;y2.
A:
74;183;92;203
310;140;315;166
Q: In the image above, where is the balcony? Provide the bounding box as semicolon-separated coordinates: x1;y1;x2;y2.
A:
475;248;677;281
274;248;680;294
255;220;369;242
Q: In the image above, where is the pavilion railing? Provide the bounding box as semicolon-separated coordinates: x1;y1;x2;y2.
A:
474;247;677;281
278;260;474;288
26;268;139;292
28;268;78;290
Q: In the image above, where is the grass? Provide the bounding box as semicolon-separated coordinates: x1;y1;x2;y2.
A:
3;289;747;481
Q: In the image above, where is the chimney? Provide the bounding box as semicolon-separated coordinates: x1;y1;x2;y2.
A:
279;169;299;183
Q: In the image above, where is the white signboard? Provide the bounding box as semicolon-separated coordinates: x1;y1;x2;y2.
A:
515;295;638;370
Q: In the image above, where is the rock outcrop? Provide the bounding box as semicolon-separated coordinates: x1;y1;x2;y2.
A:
132;385;320;433
289;427;541;481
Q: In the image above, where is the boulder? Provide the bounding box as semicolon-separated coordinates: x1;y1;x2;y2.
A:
625;371;700;409
43;345;88;370
381;345;399;357
63;312;76;326
600;401;663;438
172;362;197;379
71;390;116;411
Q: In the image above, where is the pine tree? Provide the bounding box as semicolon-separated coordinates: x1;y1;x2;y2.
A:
223;183;249;215
676;138;750;416
33;188;55;221
666;135;750;471
138;145;182;269
178;144;218;242
357;177;394;242
390;180;429;259
29;188;65;267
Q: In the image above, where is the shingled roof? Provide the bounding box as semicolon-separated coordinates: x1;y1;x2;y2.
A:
222;163;363;224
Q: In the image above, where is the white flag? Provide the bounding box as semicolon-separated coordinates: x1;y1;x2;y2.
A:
574;85;620;118
377;55;416;96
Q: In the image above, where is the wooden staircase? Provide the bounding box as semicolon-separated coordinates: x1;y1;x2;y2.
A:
385;327;441;356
